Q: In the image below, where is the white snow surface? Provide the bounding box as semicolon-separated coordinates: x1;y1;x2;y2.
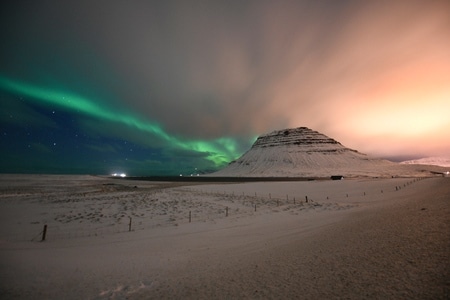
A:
1;174;449;299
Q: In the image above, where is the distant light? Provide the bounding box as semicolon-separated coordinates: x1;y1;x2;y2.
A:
112;173;127;177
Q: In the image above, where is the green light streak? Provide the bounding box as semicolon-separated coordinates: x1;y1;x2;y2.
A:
0;76;247;167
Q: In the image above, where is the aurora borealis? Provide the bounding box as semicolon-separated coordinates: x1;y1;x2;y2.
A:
1;0;449;175
0;75;248;175
0;76;243;167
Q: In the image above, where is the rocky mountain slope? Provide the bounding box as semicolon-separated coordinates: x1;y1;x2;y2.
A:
211;127;444;178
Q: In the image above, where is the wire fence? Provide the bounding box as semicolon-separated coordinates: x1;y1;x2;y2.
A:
0;178;426;243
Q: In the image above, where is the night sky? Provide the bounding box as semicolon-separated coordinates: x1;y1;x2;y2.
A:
1;1;449;176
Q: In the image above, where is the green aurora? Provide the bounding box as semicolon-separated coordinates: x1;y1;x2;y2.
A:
0;76;252;169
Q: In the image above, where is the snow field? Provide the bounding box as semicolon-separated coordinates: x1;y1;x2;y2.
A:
0;175;424;243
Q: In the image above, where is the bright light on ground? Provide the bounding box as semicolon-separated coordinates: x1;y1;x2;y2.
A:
112;173;127;177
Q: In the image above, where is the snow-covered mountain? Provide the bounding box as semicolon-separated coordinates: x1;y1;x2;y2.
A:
211;127;444;178
400;157;450;168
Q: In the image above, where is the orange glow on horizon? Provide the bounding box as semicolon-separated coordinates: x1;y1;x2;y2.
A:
277;2;450;159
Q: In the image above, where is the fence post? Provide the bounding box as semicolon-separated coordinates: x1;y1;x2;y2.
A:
226;206;228;217
128;217;132;232
189;211;192;223
41;224;47;241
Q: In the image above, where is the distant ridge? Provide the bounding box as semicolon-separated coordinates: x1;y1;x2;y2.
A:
211;127;443;178
400;157;450;168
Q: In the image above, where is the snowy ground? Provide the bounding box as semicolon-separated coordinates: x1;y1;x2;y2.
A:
0;174;448;299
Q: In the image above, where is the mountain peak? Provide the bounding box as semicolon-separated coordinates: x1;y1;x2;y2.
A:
211;127;403;177
251;127;349;152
